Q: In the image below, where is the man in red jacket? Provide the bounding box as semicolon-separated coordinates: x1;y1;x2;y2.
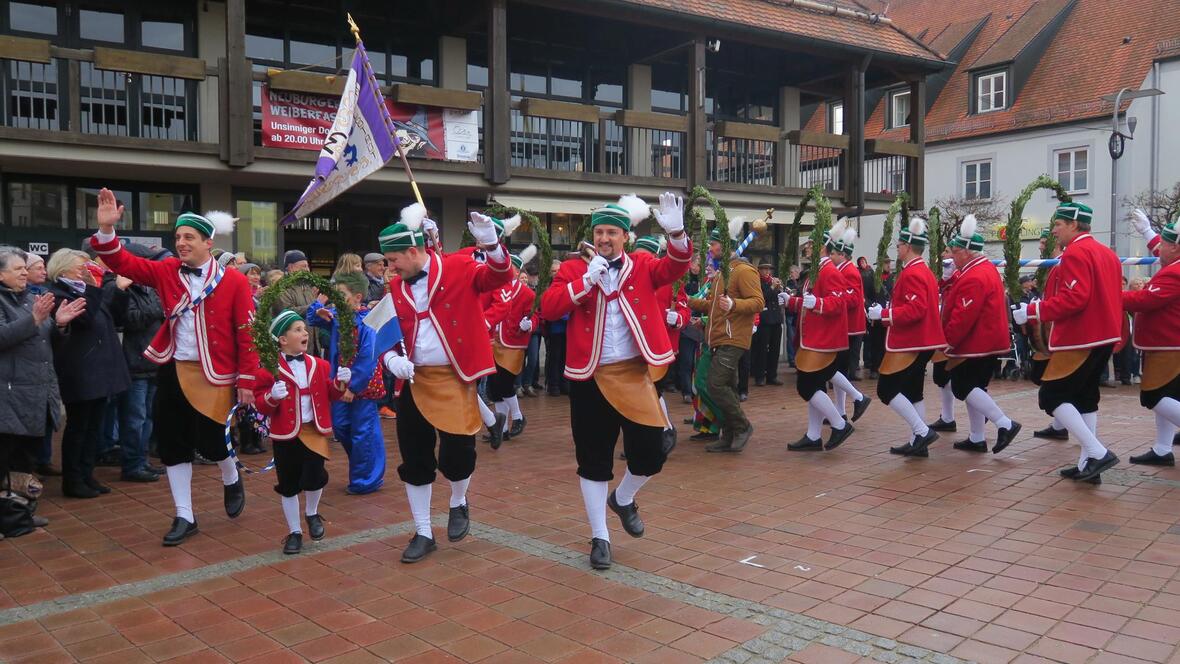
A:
831;224;872;423
868;218;947;457
484;248;537;443
635;234;690;454
91;188;259;546
378;204;512;563
1123;217;1180;466
1014;203;1123;482
942;216;1022;455
541;193;690;571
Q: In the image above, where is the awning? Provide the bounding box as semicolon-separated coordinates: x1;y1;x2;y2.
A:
489;194;597;216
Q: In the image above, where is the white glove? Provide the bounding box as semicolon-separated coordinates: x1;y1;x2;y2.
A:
654;192;684;235
665;309;679;326
942;262;955;280
867;303;883;321
468;211;499;246
519;317;533;332
802;293;817;310
269;381;289;400
1131;209;1158;241
1012;303;1029;325
384;354;416;380
583;255;609;288
777;291;789;307
336;367;352;384
422;217;439;239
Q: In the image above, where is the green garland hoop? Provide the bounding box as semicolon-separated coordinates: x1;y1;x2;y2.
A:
1036;229;1058;293
251;271;356;374
875;193;910;290
1003;175;1071;302
803;184;834;287
483;204;554;310
927;206;944;275
684;185;734;287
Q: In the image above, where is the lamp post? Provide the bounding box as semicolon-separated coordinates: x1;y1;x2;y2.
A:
1101;87;1163;252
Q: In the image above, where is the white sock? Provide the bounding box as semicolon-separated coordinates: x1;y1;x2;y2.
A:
832;372;863;405
1053;404;1108;469
505;395;522;420
281;495;301;534
913;400;927;423
889;395;929;437
965;388;1012;430
1082;411;1098;435
658;396;671;430
449;477;470;508
304;489;322;516
966;403;986;443
218;457;240;486
1152;412;1177;456
1051;414;1065;432
940;384;955;422
613;470;650;506
809;391;846;430
580;478;610;541
493;401;509;433
806;404;824;440
165;463;194;522
1154;397;1180;427
404;483;434;539
477;397;496;427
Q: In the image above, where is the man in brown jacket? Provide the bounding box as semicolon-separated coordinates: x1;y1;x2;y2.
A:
689;227;764;452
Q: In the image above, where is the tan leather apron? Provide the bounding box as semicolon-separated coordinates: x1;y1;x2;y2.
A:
595;358;666;428
175;361;234;425
411;366;482;435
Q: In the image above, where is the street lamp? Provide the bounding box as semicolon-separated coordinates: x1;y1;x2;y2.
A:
1099;87;1164;250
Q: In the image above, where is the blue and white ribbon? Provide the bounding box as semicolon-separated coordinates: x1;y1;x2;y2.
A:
170;264;225;321
224;403;274;474
942;257;1159;269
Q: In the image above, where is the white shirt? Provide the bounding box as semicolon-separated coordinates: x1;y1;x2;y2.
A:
598;235;687;366
286;357;314;421
409;259;448;366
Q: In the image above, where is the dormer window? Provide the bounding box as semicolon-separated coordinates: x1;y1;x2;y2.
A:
975;70;1007;113
829;101;844;134
889;89;911;129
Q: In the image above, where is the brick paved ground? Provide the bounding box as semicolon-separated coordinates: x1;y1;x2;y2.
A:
2;374;1180;664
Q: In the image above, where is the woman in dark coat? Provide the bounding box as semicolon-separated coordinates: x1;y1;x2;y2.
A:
46;248;131;498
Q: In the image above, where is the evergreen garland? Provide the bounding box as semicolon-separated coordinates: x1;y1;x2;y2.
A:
252;271;355;374
780;195;811;283
875;193;910;290
684;185;734;287
1003;175;1071;302
804;184;833;287
927;206;943;275
482;204;554;309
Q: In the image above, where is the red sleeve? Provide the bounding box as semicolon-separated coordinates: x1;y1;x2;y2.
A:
882;273;922;326
228;274;261;390
673;288;690;328
1029;250;1090;323
942;281;984;349
253;369;279;416
323;361;347;401
1147;235;1161;258
645;237;693;289
484;294;510;329
470;245;514;293
90;233;174;288
809;272;844;317
540;259;592;321
1122;270;1180;313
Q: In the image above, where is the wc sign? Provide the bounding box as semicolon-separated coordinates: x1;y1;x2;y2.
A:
27;242;48;255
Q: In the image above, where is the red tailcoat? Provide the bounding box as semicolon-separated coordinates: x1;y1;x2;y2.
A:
942;255;1010;358
540;239;692;380
1123;259;1180;351
384;247;513;383
882;257;947;352
253;355;345;440
90;233;260;388
785;257;848;352
486;279;537;349
1027;234;1123;351
658;282;691;349
836;259;866;336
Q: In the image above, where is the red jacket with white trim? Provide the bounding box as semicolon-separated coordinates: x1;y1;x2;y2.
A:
90;233;260;389
658;282;691;350
253;355;345;440
485;279;537;349
384;247;513;383
1027;234;1123;351
785;257;848;352
1123;259;1180;351
882;257;947;352
942;255;1010;358
836;259;866;336
540;239;692;380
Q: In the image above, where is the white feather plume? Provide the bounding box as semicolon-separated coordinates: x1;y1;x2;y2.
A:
627;231;637;246
399;202;428;231
728;216;746;241
203;211;237;238
518;244;537;266
908;216;927;237
959;213;977;240
828;219;848;242
842;226;858;246
657;235;668;253
616;194;651;226
501;214;522;236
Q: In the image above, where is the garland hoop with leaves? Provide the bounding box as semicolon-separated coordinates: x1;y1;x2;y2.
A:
1003;175;1071;301
251;271;356;374
485;204;554;309
1036;229;1058;293
875;192;910;290
684;185;736;287
927;206;944;275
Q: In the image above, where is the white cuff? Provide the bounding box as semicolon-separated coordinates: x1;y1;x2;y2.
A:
484;245;506;263
666;234;689;252
94;229;117;244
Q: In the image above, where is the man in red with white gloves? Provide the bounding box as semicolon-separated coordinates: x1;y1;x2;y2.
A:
1013;203;1123;482
634;234;690;454
484;246;538;443
91;188;259;546
831;223;872;423
941;215;1022;455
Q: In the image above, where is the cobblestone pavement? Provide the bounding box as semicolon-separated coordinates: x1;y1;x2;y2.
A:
2;376;1180;663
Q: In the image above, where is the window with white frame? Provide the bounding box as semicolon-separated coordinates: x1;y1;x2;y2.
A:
890;89;911;129
829;101;844;134
963;159;992;199
889;169;906;193
975;71;1007;113
1054;147;1088;194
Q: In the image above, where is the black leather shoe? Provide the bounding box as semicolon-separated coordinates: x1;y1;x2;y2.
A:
84;477;111;494
283;532;303;555
1175;432;1180;446
929;418;957;432
305;514;325;541
825;423;854;451
224;478;245;519
509;416;526;438
992;422;1022;454
589;537;612;570
1130;450;1175;466
447;504;470;542
162;517;198;546
1059;466;1101;484
729;424;754;452
690;432;718;441
120;468;159;483
953;439;988;453
1034;426;1069;440
401;534;437;563
851;396;872;422
1076;451;1119;481
485;413;507;450
63;481;99;499
607;491;644;538
909;430;940;456
145;463;166;474
788;435;823;451
661;427;677;456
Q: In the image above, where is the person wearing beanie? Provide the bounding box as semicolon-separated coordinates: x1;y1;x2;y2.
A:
867;217;947;457
377;203;512;563
1012;203;1123;482
941;215;1022;455
91;189;258;545
541;192;692;571
481;246;538;445
253;310;349;554
363;253;387;303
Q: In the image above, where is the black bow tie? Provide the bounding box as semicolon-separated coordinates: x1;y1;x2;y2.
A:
608;258;624;270
180;265;202;277
404;271;427;285
283;353;304;363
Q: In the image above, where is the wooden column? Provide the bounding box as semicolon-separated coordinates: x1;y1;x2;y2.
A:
223;0;252;167
842;59;867;207
485;0;510;184
907;78;927;209
686;37;707;189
